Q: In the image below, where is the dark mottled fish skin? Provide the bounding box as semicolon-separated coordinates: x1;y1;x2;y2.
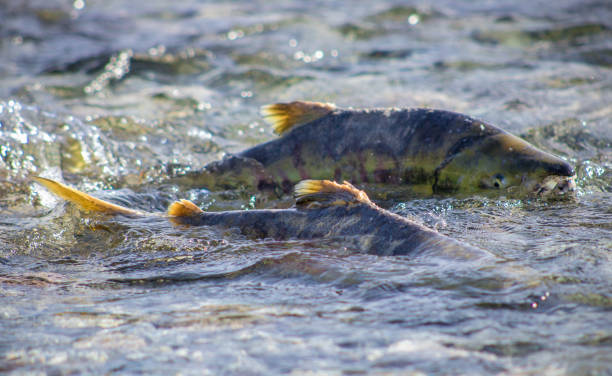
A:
244;108;473;166
238;107;574;195
172;203;481;257
242;108;472;187
34;176;484;257
168;104;575;196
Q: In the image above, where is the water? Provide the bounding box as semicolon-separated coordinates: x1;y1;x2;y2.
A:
1;0;611;374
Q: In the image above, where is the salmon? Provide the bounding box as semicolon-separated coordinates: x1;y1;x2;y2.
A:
172;101;575;197
33;177;485;257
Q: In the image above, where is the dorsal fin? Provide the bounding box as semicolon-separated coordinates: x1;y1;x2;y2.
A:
167;199;203;217
33;177;142;216
261;101;336;135
294;180;372;208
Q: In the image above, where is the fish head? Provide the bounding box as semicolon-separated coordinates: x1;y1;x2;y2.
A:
436;132;576;197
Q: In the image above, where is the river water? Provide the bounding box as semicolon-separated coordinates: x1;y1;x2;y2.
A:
1;0;611;374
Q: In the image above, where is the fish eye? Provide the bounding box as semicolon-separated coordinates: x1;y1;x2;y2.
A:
493;174;505;189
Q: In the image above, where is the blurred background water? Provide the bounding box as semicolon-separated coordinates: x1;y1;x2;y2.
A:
0;0;611;374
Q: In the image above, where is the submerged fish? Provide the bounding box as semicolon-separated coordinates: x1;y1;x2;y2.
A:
173;101;575;197
33;177;486;257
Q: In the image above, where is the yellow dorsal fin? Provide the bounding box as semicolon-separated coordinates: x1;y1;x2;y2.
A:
261;101;336;135
294;180;372;208
167;199;203;217
33;177;142;216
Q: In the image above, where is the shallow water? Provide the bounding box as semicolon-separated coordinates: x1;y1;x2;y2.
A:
1;0;611;374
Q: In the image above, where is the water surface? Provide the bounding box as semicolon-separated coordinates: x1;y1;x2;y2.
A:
1;0;611;374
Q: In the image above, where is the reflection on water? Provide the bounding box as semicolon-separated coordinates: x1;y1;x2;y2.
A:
1;0;611;374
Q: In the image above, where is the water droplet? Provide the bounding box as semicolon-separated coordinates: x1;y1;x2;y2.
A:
407;14;420;25
73;0;85;10
148;45;166;56
227;30;244;40
196;102;211;111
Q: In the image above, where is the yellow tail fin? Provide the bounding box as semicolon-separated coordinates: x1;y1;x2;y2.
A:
261;101;335;135
34;177;206;219
294;180;372;208
33;177;143;216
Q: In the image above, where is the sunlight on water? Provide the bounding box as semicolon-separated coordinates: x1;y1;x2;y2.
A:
0;0;611;374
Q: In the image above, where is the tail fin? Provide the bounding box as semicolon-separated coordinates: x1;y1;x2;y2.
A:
261;101;335;135
33;177;143;216
34;176;206;220
294;180;372;208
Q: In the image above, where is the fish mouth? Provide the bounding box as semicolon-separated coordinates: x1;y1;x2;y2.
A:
532;175;577;197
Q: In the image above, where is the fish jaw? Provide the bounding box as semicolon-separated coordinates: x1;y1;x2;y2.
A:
434;132;576;196
493;133;576;197
524;174;577;197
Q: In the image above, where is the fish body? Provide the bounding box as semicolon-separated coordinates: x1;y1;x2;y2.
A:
175;102;575;197
172;198;468;256
34;177;483;257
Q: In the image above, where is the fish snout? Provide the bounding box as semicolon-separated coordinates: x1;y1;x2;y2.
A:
533;157;576;196
551;160;575;178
